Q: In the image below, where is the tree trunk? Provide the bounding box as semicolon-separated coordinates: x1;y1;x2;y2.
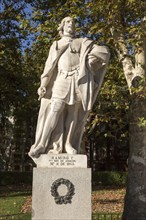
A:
122;96;146;220
109;6;146;219
122;16;146;219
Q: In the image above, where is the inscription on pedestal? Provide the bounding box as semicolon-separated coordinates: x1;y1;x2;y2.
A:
49;155;76;166
35;154;87;168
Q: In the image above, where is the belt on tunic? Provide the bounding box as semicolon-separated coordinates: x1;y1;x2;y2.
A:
59;66;80;78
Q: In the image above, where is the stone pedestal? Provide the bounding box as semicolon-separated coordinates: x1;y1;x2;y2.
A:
32;155;91;220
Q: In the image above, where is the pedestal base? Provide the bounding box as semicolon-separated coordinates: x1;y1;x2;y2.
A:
32;167;91;220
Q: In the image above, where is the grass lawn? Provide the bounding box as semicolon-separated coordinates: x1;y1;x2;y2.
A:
0;185;124;220
0;185;31;220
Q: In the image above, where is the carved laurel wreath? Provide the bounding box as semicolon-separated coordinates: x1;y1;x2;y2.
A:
50;178;75;204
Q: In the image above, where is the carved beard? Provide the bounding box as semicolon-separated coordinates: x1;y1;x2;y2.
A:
63;25;75;36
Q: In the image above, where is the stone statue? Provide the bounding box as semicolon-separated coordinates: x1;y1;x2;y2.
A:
28;17;110;158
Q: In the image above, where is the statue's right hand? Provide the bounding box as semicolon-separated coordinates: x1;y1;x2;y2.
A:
37;87;46;100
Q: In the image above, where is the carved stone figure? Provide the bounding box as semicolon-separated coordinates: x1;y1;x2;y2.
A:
28;17;110;158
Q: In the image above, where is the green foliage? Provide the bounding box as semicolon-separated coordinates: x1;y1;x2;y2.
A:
93;213;122;220
93;171;127;186
0;1;40;169
0;1;25;167
85;57;130;161
137;117;146;127
0;172;32;185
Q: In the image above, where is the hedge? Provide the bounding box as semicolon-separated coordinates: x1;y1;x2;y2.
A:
92;171;127;187
0;171;127;186
0;172;32;185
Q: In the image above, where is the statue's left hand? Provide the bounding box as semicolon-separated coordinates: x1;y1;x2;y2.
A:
37;87;46;100
88;54;103;72
87;54;98;70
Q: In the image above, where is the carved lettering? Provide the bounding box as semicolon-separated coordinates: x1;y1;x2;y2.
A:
48;155;76;167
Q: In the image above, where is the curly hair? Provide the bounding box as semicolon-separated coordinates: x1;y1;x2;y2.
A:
57;17;75;37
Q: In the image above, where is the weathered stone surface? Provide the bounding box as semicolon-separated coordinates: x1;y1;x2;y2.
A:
32;168;91;220
33;154;87;168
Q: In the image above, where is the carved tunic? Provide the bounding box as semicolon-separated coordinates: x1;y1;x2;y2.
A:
52;40;81;104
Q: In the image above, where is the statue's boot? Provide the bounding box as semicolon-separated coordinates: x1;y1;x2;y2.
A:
28;145;45;158
65;143;77;154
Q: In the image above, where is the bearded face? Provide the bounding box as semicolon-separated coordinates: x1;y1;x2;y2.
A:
63;17;75;35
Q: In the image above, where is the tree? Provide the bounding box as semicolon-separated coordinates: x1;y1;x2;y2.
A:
0;0;24;169
85;0;146;219
85;59;129;171
0;0;38;170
